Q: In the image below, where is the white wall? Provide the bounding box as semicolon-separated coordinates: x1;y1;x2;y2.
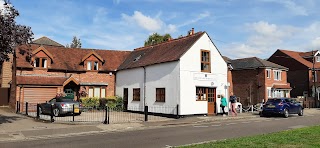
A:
116;62;180;114
179;33;228;115
116;68;145;111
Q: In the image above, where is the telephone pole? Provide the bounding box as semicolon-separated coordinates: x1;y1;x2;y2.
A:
312;50;317;107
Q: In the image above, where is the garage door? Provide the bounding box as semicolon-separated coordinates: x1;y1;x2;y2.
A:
24;87;57;103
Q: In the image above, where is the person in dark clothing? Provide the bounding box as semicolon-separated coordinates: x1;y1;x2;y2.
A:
230;93;238;117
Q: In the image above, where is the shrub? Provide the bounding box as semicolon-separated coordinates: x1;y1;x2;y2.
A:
80;97;99;107
106;96;123;109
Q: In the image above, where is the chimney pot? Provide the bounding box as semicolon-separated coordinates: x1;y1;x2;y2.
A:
191;28;194;35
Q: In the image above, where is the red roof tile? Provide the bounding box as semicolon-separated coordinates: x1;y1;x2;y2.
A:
16;76;67;85
118;32;205;70
279;50;320;68
16;44;131;71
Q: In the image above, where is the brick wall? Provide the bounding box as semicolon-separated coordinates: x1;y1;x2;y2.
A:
232;68;290;106
1;54;13;88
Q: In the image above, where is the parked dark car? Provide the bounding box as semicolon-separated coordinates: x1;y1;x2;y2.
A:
260;98;303;118
39;97;82;117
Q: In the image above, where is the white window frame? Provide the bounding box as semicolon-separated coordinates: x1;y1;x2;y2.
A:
266;69;271;78
273;70;281;81
267;87;272;98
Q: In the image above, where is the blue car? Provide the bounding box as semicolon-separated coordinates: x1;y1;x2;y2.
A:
260;98;303;118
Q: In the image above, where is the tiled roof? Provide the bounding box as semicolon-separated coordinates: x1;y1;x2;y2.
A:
16;76;67;85
118;32;205;70
222;56;231;63
279;49;320;68
16;44;131;71
231;57;288;70
32;36;64;47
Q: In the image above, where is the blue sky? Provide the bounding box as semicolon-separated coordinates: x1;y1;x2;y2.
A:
4;0;320;59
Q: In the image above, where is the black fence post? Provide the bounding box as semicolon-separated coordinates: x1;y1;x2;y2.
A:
16;101;19;113
26;102;28;116
144;106;148;121
107;107;109;124
103;106;108;124
72;104;75;122
176;104;179;119
50;104;54;123
36;104;40;119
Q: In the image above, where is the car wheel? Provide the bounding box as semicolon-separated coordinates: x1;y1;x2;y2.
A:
283;108;289;118
53;108;60;117
298;108;303;116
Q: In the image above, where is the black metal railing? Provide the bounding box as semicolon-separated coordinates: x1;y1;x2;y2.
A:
16;101;179;124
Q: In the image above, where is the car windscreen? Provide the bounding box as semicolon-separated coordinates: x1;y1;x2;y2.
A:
57;99;76;102
266;99;282;103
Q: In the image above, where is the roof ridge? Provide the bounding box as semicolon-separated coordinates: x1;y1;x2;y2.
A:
32;36;64;47
254;57;266;67
134;31;204;51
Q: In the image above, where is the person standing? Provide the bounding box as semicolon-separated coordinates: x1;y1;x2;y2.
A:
230;93;238;117
220;95;227;116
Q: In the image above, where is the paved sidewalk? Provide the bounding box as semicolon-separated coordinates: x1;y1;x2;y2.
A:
0;107;319;143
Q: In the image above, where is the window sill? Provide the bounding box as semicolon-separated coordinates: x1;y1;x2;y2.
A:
196;100;207;101
155;101;165;103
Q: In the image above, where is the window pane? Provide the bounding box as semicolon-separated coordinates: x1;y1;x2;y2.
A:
133;88;140;101
89;88;94;97
101;88;106;98
35;58;40;67
94;87;100;98
87;62;91;70
42;59;47;68
94;62;98;70
201;50;210;72
156;88;165;102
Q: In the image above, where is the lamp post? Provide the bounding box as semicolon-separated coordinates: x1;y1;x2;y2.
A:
312;50;317;108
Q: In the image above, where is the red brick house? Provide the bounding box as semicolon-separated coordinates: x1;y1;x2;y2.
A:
5;37;130;107
268;49;320;99
230;57;291;106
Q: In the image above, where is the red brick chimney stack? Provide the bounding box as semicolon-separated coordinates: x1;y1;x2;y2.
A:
191;28;194;35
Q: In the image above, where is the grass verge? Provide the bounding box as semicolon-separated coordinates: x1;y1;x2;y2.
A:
180;125;320;148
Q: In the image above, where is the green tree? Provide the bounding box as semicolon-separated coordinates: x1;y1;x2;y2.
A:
0;1;33;106
144;33;172;46
66;36;81;48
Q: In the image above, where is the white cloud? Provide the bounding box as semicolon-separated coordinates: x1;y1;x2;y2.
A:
311;37;320;49
122;11;163;32
178;11;210;27
121;11;177;34
260;0;308;16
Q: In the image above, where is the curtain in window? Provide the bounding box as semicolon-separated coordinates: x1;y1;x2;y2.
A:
94;87;100;98
43;59;47;68
101;88;106;98
87;62;91;70
89;88;94;97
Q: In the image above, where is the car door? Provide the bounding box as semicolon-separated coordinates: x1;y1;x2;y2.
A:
286;99;297;113
43;98;56;113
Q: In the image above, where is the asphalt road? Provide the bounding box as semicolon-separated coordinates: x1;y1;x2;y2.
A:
2;114;320;148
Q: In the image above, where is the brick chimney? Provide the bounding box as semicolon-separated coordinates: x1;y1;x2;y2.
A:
191;28;194;35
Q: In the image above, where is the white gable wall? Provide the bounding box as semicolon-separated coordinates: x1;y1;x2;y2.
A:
116;61;180;114
179;33;228;115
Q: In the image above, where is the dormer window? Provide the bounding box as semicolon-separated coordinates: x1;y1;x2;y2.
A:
34;57;47;68
87;61;99;71
94;61;98;70
316;56;320;62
